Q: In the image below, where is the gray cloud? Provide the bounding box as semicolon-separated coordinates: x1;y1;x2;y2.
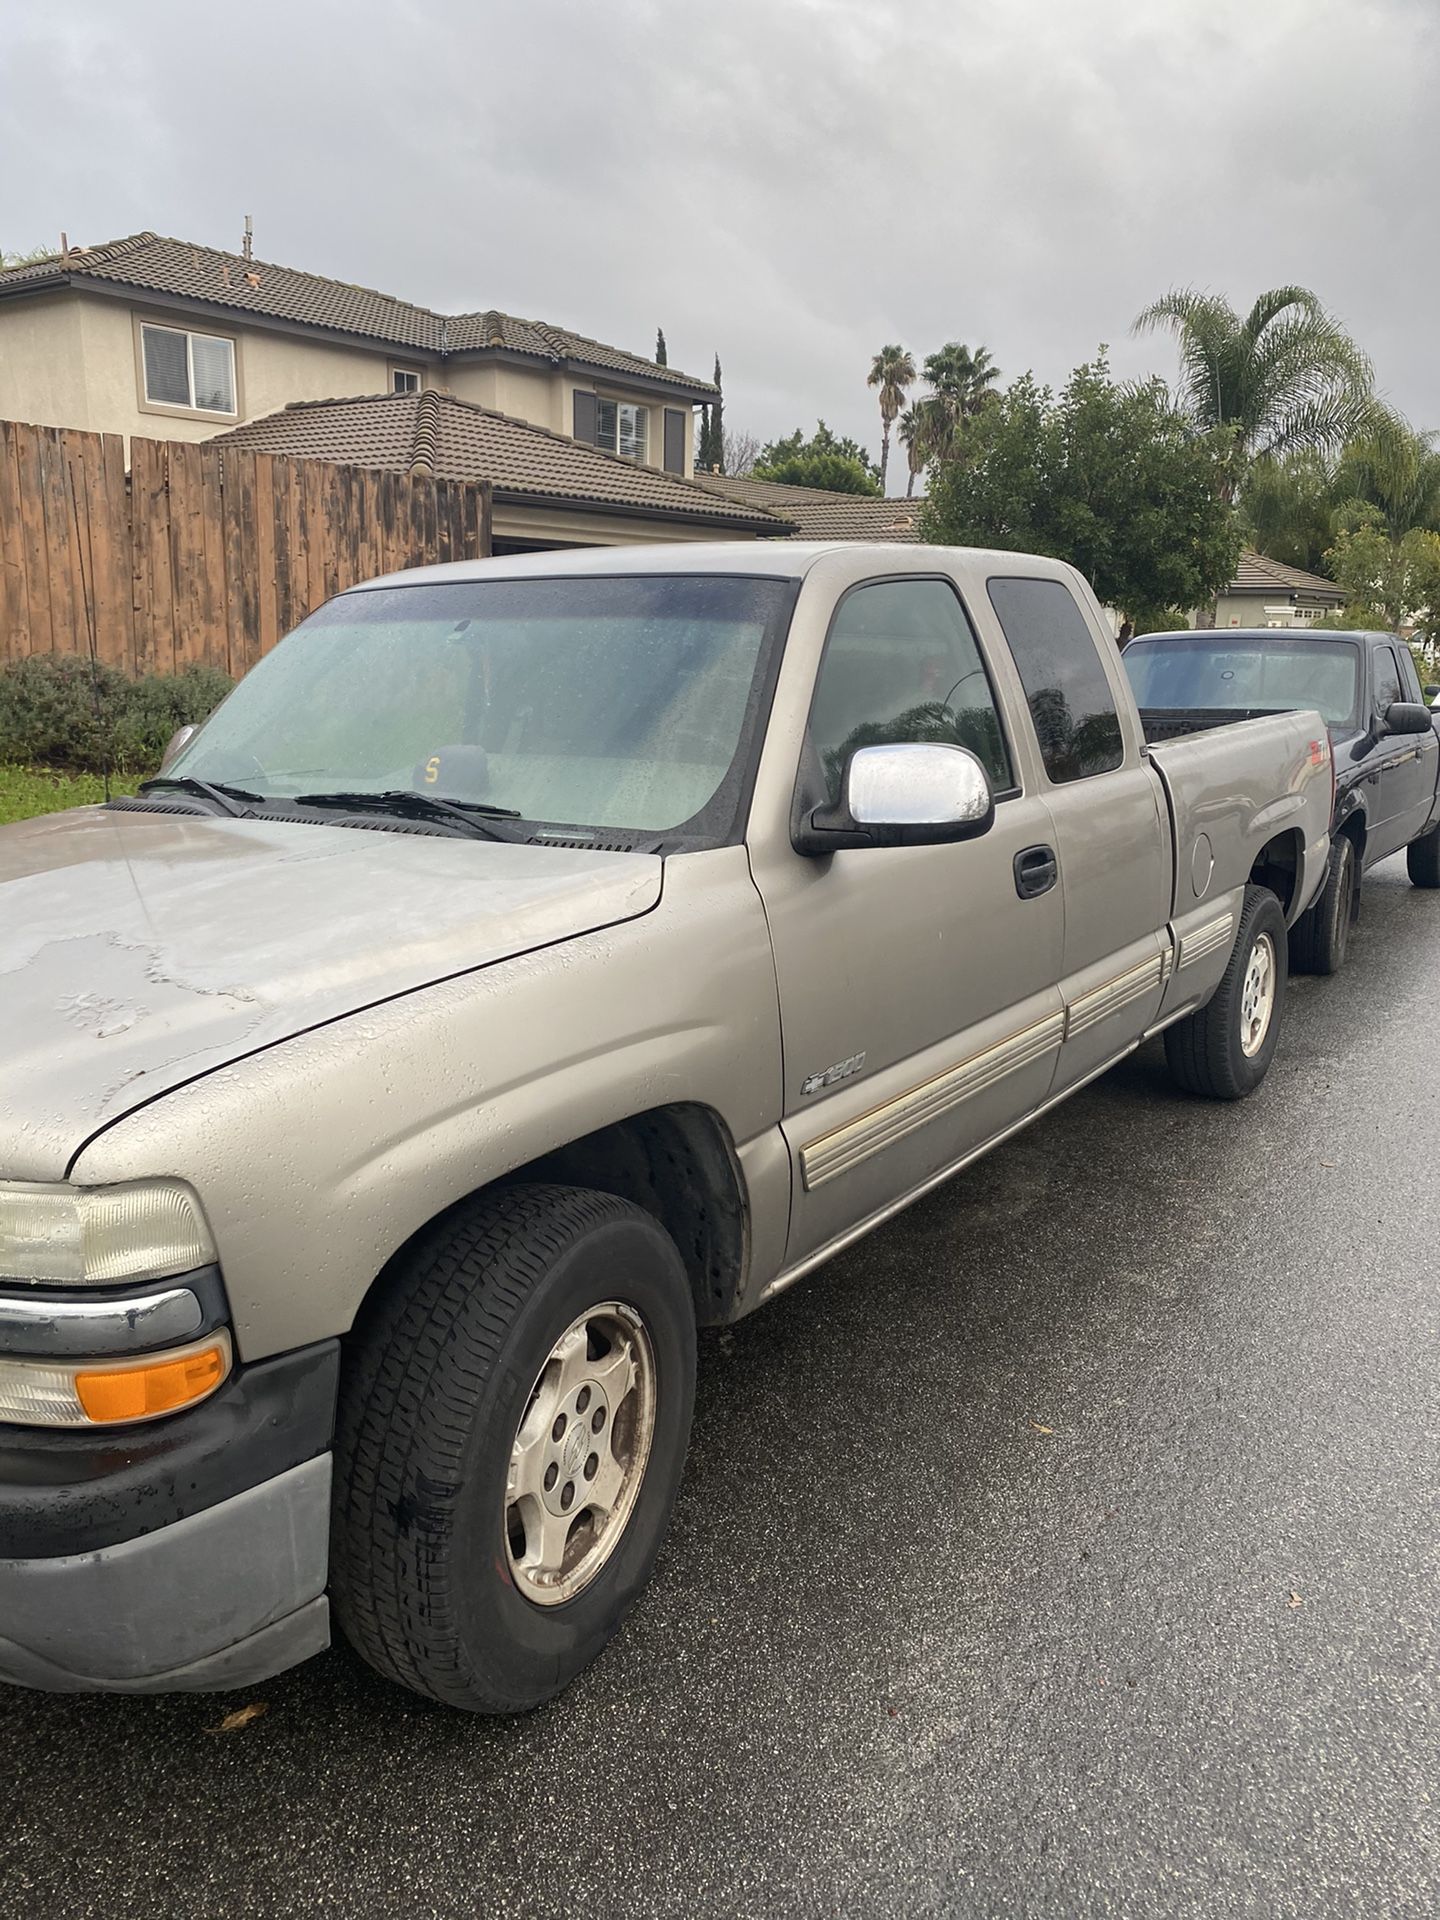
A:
3;0;1435;463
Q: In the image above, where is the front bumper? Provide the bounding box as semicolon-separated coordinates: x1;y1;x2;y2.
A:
0;1338;338;1693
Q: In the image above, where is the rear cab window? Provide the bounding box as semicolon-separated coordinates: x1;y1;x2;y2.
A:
987;576;1124;783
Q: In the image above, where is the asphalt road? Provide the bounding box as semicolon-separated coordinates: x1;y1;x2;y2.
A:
3;855;1438;1920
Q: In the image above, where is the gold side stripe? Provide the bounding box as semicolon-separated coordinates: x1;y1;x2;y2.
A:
1064;954;1165;1040
800;1011;1065;1191
1178;912;1235;971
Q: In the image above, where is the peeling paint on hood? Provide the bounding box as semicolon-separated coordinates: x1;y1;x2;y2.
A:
0;806;661;1180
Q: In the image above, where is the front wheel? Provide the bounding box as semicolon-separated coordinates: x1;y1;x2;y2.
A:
1164;884;1288;1100
331;1185;697;1712
1408;820;1440;888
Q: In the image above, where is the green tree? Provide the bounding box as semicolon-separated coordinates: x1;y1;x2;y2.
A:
1324;523;1440;641
1240;450;1338;574
919;354;1240;630
1332;416;1440;542
1134;286;1374;490
867;344;916;495
655;327;667;367
753;421;881;495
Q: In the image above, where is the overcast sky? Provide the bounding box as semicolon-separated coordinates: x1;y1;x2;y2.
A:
3;0;1435;476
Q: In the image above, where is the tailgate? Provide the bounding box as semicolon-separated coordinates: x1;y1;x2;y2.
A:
1146;709;1332;926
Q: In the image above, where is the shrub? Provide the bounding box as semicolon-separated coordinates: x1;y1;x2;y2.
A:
110;663;236;772
0;656;234;775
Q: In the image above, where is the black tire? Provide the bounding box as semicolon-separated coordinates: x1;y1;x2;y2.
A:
1164;884;1288;1100
1407;821;1440;888
1289;834;1357;975
331;1184;696;1713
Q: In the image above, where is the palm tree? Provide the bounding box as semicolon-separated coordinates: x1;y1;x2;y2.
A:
1133;286;1375;489
1332;414;1440;542
919;343;1001;462
923;342;1000;407
897;405;929;498
1240;450;1337;575
867;345;916;495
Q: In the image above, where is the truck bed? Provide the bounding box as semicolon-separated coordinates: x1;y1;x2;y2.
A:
1142;707;1331;926
1137;705;1292;743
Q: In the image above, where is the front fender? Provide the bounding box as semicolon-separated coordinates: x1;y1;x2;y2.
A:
69;849;783;1360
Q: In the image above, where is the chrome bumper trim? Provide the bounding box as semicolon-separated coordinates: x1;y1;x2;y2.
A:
0;1286;204;1359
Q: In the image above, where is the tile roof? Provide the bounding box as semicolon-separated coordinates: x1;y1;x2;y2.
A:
0;232;717;395
1227;549;1345;601
211;391;790;532
689;472;925;541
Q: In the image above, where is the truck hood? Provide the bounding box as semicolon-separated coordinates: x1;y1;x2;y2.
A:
0;806;661;1180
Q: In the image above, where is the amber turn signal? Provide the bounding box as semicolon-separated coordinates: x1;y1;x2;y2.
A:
74;1336;232;1425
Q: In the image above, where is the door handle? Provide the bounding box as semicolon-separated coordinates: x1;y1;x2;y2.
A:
1014;844;1059;899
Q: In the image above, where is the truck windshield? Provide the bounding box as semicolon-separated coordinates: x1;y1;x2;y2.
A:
167;574;794;843
1122;634;1360;729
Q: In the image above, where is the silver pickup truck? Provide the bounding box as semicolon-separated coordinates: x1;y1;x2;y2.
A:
0;544;1331;1710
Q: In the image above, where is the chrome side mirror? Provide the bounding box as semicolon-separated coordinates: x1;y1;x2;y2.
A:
159;724;198;772
795;742;995;855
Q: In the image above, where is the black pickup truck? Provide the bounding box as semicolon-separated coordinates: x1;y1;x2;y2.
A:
1123;627;1440;974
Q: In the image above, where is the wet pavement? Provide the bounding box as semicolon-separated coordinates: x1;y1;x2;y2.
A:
3;853;1437;1918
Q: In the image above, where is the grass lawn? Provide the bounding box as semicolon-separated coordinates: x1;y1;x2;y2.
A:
0;765;143;825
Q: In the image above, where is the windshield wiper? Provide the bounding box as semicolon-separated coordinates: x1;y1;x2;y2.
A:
136;776;265;817
292;790;522;841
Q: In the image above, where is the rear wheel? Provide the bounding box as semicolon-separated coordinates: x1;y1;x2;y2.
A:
1290;834;1357;975
1164;884;1288;1100
1407;821;1440;888
331;1184;696;1713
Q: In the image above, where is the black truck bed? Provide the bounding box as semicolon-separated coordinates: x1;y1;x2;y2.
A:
1138;706;1293;744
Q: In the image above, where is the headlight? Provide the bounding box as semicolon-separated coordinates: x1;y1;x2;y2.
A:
0;1180;217;1286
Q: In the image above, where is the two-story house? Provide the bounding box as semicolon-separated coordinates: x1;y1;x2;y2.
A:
0;231;715;477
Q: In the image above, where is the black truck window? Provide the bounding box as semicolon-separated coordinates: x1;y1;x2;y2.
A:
1373;645;1403;715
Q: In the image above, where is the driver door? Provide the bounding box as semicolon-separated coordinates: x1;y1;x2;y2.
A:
1376;642;1440;852
750;575;1065;1267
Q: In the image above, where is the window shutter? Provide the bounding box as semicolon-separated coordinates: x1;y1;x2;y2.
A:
573;391;598;444
663;408;685;474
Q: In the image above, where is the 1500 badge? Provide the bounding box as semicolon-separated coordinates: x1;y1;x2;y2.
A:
801;1052;866;1097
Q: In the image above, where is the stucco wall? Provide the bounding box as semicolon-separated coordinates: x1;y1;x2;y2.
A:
492;501;759;547
1210;592;1340;629
446;361;564;430
0;290;699;478
0;294;93;430
0;292;406;446
448;362;694;476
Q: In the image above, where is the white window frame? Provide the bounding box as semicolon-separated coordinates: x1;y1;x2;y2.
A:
138;321;238;418
390;365;422;394
595;397;649;463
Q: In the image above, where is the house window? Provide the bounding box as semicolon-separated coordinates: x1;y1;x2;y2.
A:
391;366;421;394
596;399;648;462
140;322;236;414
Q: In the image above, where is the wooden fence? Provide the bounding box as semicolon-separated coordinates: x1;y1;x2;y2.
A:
0;419;493;677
